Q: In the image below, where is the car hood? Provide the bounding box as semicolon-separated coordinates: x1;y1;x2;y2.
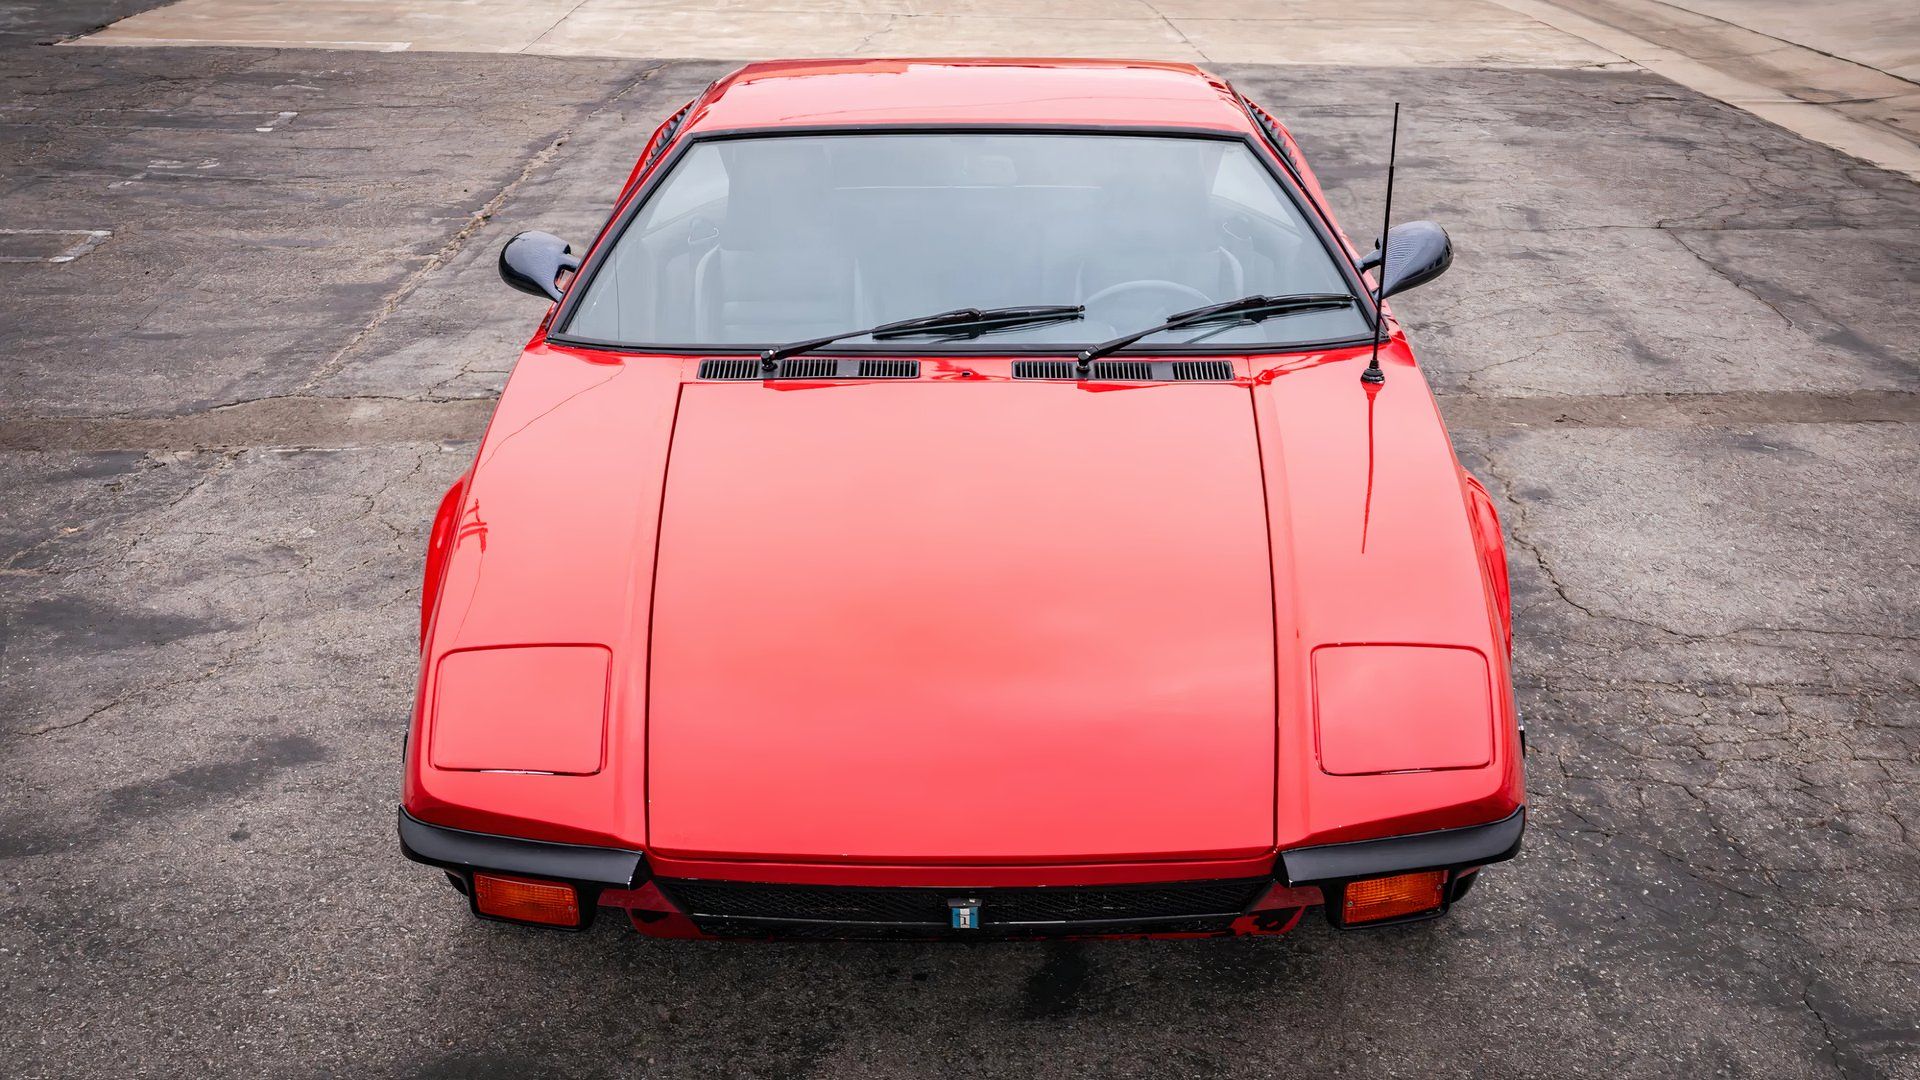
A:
644;380;1278;864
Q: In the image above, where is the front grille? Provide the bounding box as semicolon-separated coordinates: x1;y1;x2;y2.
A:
656;878;1267;939
689;915;1243;941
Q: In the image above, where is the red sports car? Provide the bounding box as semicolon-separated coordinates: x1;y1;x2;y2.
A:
400;59;1524;939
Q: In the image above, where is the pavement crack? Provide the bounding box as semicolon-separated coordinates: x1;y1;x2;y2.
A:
1800;981;1860;1080
1665;229;1800;332
292;61;665;394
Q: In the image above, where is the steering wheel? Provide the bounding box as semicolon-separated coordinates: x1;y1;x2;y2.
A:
1082;279;1213;313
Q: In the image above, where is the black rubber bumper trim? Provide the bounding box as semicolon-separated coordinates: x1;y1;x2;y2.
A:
397;808;647;889
1280;806;1526;885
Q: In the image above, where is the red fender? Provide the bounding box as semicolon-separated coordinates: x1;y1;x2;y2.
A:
420;473;470;648
1461;470;1512;655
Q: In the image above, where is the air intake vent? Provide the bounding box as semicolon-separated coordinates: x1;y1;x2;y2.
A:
1013;360;1078;380
778;357;840;379
857;359;920;379
1090;361;1155;381
701;357;925;380
697;358;762;380
1170;360;1234;381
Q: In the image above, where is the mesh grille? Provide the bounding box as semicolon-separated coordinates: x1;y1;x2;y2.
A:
657;878;1266;933
692;915;1243;941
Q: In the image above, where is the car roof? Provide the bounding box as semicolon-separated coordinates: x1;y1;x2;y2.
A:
682;58;1256;133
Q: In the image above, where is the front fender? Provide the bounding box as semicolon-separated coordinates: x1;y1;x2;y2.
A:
1461;469;1512;656
420;472;469;647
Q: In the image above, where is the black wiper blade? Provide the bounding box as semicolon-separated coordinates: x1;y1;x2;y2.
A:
761;304;1084;365
1075;293;1353;368
871;304;1084;339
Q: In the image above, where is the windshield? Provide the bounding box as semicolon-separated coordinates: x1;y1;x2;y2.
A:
563;133;1369;351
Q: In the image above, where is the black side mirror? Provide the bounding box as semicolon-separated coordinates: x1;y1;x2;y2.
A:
1366;221;1451;299
499;231;580;302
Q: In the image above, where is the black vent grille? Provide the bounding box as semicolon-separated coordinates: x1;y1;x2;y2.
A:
1089;360;1156;381
696;358;924;381
656;877;1266;939
857;359;920;379
1013;360;1079;380
643;103;692;169
1012;359;1241;382
696;358;761;380
1170;360;1234;381
778;357;839;379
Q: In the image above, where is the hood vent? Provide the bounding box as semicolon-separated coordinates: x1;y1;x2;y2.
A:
1171;360;1234;381
705;358;1233;383
697;358;761;380
1013;360;1078;380
779;357;840;379
697;358;923;381
1013;359;1238;382
1090;360;1156;381
856;359;920;379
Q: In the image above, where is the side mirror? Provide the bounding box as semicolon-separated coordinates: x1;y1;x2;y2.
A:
1359;221;1452;299
499;231;581;302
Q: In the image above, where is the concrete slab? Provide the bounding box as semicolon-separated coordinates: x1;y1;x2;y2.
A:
1658;0;1920;84
1494;0;1920;180
75;0;1621;68
0;45;655;417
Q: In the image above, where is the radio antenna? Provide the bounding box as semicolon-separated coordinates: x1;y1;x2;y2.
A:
1362;103;1399;386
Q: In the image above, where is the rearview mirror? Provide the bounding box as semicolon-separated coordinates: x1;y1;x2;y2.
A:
1356;221;1452;299
499;230;580;302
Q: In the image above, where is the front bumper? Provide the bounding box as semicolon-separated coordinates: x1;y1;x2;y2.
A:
399;806;1524;937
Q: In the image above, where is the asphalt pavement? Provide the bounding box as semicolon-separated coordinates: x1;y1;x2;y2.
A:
1;1;1916;1076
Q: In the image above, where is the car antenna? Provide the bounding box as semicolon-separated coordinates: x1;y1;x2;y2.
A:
1361;103;1399;387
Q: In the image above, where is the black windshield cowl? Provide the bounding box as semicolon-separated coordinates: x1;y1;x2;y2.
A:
760;305;1085;367
1075;293;1355;370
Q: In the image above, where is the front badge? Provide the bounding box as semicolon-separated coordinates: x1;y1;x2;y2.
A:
948;897;981;929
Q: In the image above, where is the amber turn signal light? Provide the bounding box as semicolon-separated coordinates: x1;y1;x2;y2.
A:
1341;870;1447;924
472;872;582;927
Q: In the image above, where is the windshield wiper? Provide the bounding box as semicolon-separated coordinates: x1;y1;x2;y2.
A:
1074;293;1354;370
761;304;1084;366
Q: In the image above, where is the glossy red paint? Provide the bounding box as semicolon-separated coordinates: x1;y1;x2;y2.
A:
430;645;609;775
402;59;1524;939
1312;644;1493;775
649;381;1276;865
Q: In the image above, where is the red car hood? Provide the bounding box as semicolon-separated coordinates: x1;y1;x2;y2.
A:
645;380;1278;864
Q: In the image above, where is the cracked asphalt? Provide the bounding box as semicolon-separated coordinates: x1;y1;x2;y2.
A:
2;5;1917;1078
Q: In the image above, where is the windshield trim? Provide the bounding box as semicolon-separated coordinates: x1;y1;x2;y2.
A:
545;123;1381;356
